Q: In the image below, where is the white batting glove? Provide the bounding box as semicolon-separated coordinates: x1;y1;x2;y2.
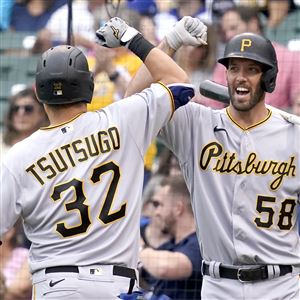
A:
165;16;207;50
96;17;139;48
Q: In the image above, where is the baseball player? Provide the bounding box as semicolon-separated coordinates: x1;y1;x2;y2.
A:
0;17;205;299
126;32;300;299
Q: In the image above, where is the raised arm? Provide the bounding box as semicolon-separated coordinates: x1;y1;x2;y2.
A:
125;39;175;97
125;16;208;97
142;46;188;85
96;17;188;86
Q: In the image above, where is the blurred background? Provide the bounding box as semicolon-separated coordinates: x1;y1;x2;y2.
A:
0;1;299;299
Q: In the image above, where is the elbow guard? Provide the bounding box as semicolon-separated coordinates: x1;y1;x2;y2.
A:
167;83;195;110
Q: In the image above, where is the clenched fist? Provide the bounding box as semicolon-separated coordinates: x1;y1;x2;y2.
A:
165;16;208;50
96;17;139;48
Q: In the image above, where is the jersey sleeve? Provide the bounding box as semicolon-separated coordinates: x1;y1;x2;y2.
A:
0;162;22;237
160;103;193;163
116;82;175;155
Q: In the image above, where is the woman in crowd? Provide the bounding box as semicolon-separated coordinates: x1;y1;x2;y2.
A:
1;87;49;160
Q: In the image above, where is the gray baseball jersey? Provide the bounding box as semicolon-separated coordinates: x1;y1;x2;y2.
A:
0;82;174;274
161;103;300;267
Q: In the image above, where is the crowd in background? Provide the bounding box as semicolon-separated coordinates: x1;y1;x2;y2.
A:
0;0;300;299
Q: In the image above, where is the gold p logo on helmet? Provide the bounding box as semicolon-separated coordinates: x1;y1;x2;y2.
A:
240;39;252;52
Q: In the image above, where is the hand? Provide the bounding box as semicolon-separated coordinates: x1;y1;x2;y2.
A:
96;17;139;48
165;16;207;50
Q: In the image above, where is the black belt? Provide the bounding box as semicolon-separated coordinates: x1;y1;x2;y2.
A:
202;263;292;282
45;266;79;274
45;265;137;293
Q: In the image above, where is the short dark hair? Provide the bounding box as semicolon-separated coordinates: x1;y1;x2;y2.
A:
225;6;263;33
160;175;193;213
161;175;188;197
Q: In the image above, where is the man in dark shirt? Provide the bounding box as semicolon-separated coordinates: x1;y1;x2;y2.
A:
139;175;202;300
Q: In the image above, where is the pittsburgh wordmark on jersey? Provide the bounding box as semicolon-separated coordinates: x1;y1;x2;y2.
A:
200;141;296;191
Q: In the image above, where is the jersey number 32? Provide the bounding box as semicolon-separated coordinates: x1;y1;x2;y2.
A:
51;161;126;238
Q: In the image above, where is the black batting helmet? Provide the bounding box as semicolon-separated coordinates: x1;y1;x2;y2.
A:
36;45;94;104
218;33;278;93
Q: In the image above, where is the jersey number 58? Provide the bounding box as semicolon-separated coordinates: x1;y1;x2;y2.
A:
254;195;297;230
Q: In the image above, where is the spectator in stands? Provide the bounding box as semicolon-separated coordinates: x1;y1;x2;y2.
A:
0;220;32;300
139;153;181;290
210;0;235;23
154;0;209;41
140;151;181;251
211;6;300;110
169;0;208;22
177;24;218;85
32;0;105;54
0;0;14;31
139;178;172;291
88;45;132;110
126;0;158;45
142;148;181;206
0;271;6;299
140;194;172;251
263;0;300;48
266;0;290;28
292;90;300;116
176;24;219;104
10;0;66;32
139;175;202;300
126;0;157;17
87;1;148;101
138;14;159;45
1;87;49;160
233;0;266;10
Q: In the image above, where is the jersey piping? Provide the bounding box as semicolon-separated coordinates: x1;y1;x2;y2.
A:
40;113;84;130
157;81;175;120
226;107;272;131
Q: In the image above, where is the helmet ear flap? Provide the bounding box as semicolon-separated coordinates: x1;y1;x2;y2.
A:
261;67;277;93
88;72;94;101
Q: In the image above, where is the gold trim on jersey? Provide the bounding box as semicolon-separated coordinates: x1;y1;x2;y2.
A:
40;113;85;130
157;81;175;120
226;107;272;130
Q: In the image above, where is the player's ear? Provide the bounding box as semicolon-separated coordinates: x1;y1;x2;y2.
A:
174;199;184;216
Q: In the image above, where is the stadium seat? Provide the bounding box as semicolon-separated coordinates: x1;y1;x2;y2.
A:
0;31;36;54
0;55;39;101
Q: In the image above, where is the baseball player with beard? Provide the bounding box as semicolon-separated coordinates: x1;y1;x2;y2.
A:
0;17;207;299
126;32;300;299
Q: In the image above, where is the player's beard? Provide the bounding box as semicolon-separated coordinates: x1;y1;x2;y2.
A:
161;215;175;236
229;83;265;112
